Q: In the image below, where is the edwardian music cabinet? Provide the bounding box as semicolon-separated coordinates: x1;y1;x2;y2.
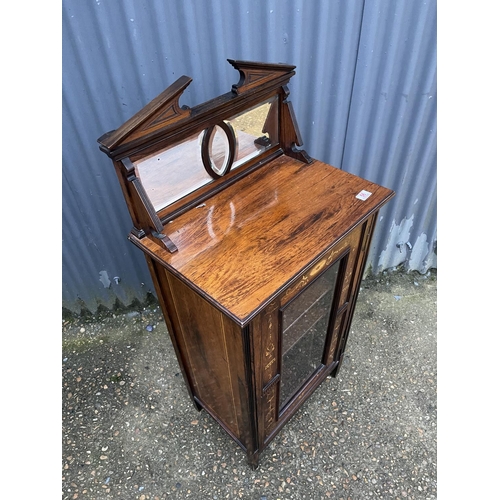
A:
98;60;394;468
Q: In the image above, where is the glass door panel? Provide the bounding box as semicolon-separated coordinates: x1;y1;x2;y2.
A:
279;261;340;409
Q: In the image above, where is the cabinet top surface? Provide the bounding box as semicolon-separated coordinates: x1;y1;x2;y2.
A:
132;154;394;324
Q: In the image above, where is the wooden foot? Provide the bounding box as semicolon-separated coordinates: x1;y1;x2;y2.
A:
247;450;260;470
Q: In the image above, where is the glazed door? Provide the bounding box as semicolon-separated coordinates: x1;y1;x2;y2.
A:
254;218;377;447
254;250;350;447
278;259;341;409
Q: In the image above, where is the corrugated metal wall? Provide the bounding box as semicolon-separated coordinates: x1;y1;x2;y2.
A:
62;0;436;314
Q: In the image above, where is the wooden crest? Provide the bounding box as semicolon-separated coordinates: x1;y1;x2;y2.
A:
228;59;295;95
98;75;192;152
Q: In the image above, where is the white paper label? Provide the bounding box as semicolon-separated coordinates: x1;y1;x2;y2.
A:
356;189;372;201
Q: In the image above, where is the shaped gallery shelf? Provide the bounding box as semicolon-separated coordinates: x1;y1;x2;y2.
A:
97;59;395;468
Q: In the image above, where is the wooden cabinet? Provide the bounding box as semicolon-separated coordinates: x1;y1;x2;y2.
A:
98;60;394;468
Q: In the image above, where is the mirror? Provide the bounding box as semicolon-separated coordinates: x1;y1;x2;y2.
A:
230;98;278;169
134;95;279;212
134;131;213;212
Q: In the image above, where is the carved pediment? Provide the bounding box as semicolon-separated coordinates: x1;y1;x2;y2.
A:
98;60;297;155
228;59;296;95
98;75;192;151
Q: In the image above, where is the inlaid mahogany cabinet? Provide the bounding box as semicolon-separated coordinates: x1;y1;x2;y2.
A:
98;60;394;468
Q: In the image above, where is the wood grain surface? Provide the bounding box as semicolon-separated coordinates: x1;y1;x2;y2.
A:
131;154;394;324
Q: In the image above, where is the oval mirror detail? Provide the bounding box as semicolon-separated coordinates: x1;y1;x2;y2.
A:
201;121;236;179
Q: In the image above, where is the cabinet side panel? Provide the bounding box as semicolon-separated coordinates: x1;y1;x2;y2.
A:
333;212;378;374
145;256;198;405
164;270;251;449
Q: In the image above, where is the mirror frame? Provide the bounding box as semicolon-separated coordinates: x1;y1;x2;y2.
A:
201;121;237;179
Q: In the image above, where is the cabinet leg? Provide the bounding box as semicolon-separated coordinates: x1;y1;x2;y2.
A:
331;355;344;378
247;450;260;470
192;396;203;412
329;359;341;378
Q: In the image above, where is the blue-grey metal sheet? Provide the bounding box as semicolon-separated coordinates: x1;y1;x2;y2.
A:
62;0;436;313
341;0;437;274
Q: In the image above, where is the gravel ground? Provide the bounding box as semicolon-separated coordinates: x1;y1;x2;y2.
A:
62;268;437;499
